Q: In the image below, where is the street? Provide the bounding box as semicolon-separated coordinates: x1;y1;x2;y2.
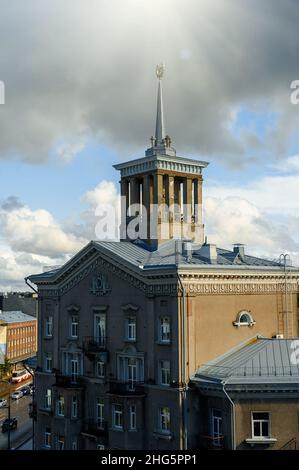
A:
0;382;33;450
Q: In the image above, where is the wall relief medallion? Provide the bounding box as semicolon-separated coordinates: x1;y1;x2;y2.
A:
90;272;111;296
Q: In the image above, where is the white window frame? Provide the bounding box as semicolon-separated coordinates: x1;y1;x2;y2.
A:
70;315;79;338
159;407;170;434
44;428;51;448
159;360;170;386
160;317;171;343
129;404;137;431
45;388;52;410
251;411;271;439
96;399;105;429
112;404;123;430
94;314;106;346
57;435;65;450
96;361;105;378
97;444;105;450
45;352;52;373
72;440;77;450
211;409;223;447
71;396;78;418
45;316;53;337
126;317;136;341
233;310;256;328
57;395;65;417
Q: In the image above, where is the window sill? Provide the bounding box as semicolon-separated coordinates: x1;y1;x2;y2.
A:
156;341;171;346
43;336;53;340
110;427;124;432
245;438;277;445
153;431;172;441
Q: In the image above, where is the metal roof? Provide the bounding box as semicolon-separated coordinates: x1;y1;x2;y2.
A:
193;338;299;385
0;310;36;324
27;239;298;283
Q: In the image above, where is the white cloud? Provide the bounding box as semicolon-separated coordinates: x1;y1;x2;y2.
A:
56;141;85;165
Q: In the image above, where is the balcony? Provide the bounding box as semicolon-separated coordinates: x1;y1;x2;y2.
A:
54;373;85;389
82;420;108;437
199;434;224;449
107;380;145;396
83;336;107;355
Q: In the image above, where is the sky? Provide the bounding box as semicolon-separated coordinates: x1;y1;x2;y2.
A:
0;0;299;290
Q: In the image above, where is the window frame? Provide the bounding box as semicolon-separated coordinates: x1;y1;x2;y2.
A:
45;388;52;410
45;316;53;337
96;399;105;429
251;411;271;439
112;403;123;430
129;404;137;431
159;406;171;434
70;315;79;339
96;361;105;379
44;428;51;448
159;317;171;343
126;316;137;342
45;352;53;373
159;360;171;386
71;395;78;419
57;395;65;417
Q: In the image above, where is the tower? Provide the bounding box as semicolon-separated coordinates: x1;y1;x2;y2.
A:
114;65;209;249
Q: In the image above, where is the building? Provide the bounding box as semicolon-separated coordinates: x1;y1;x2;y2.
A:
0;291;38;317
27;68;299;450
0;311;37;364
192;337;299;450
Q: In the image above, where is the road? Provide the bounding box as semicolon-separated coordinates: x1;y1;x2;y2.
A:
0;381;33;450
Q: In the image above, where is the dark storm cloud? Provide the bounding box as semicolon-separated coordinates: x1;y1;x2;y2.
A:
0;0;298;166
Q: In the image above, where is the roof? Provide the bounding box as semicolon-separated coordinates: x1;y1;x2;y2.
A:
193;337;299;385
0;311;37;324
27;239;299;284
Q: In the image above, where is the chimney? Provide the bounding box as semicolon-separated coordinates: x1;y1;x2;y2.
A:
233;244;245;260
183;241;193;262
199;242;217;263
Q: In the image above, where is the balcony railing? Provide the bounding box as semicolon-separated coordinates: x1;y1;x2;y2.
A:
108;380;145;396
199;434;224;449
54;373;85;388
83;336;107;353
82;420;108;437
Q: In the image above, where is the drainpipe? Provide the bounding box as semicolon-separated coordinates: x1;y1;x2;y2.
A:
222;381;236;450
176;265;188;450
24;277;38;294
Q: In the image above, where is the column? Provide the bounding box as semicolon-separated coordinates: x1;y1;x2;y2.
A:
120;178;129;240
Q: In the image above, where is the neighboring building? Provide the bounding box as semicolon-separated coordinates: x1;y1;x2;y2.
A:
27;69;299;450
0;291;38;317
192;337;299;450
0;311;37;364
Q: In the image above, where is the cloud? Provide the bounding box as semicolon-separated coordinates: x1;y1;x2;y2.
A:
1;196;24;211
0;0;298;165
55;141;85;165
0;198;86;258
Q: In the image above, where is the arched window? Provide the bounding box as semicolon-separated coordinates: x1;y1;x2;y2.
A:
233;310;256;328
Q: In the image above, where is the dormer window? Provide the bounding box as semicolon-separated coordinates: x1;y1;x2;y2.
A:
233;310;256;328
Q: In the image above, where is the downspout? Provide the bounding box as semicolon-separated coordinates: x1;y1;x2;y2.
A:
222;381;236;450
177;269;188;450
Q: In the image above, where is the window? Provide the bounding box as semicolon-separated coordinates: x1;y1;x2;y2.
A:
57;395;65;416
96;361;105;378
70;315;78;338
71;396;78;418
252;412;270;439
129;404;137;430
97;444;105;450
160;317;170;343
45;316;53;337
62;352;83;379
159;360;170;386
94;314;106;347
44;427;51;448
45;389;52;410
159;407;170;433
126;317;136;341
71;358;79;381
233;310;256;328
112;404;123;430
211;409;223;447
72;440;77;450
118;352;144;389
57;436;65;450
96;399;105;429
45;352;52;372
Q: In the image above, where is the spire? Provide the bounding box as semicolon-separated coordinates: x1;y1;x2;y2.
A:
155;64;165;145
145;64;176;157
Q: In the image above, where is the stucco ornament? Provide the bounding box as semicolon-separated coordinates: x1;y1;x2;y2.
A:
90;272;111;296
